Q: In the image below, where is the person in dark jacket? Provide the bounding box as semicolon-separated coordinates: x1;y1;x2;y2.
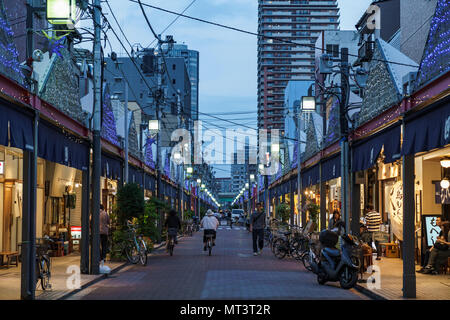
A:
164;210;181;250
250;202;266;256
328;210;343;231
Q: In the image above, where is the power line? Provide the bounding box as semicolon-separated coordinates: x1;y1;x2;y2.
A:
147;0;198;48
130;0;420;68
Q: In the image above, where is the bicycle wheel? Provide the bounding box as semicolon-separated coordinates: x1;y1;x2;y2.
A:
208;240;212;256
291;239;303;260
40;257;51;290
273;238;287;260
125;242;140;264
169;243;174;256
139;240;148;265
302;252;313;271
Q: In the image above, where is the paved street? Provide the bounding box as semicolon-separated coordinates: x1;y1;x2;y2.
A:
68;226;367;300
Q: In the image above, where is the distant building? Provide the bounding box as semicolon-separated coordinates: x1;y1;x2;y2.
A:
216;177;232;193
257;0;339;133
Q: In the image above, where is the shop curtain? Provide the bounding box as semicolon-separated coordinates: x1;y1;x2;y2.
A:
321;153;341;182
351;124;401;172
402;98;450;156
129;166;143;187
101;152;123;180
38;120;89;171
301;164;320;187
0;101;34;151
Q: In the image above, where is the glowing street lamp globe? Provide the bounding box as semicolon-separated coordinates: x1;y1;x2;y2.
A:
47;0;77;25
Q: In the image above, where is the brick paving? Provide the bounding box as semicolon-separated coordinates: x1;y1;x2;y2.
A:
68;227;366;300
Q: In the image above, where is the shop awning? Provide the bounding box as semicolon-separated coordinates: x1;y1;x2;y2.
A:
301;163;320;187
351;124;401;172
321;153;341;182
144;173;155;191
38;120;90;171
101;152;123;180
0;100;34;151
402;97;450;156
129;165;143;187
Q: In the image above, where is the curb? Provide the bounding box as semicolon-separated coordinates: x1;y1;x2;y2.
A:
354;284;388;300
57;261;129;300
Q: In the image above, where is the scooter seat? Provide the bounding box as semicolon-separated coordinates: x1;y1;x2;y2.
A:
323;247;340;257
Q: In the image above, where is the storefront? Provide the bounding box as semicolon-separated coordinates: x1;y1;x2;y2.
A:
101;152;123;216
402;96;450;264
320;153;342;230
301;162;320;227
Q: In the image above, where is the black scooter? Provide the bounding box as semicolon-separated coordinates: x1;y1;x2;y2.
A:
310;232;361;289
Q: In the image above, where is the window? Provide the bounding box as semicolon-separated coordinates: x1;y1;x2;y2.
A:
326;44;339;57
172;79;176;85
172;64;176;70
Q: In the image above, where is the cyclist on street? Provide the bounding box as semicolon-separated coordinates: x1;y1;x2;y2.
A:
201;209;219;251
164;209;181;251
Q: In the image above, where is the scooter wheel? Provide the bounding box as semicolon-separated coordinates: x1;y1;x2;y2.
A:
317;273;327;285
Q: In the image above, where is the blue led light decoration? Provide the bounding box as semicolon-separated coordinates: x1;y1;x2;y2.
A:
0;2;25;85
144;136;155;169
324;98;340;146
101;86;120;146
415;0;450;89
164;154;170;177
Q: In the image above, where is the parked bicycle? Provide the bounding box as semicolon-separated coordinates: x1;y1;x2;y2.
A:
184;223;193;237
124;221;147;265
272;226;304;260
35;235;53;290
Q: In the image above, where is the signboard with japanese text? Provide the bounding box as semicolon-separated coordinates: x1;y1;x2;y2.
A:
424;216;442;247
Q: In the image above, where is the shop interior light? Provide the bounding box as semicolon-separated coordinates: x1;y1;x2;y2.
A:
440;158;450;168
441;178;450;189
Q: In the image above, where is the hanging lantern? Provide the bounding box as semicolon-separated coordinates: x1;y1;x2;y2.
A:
47;0;77;25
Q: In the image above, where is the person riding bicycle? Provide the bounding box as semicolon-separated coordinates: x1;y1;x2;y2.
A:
164;209;181;251
201;209;219;251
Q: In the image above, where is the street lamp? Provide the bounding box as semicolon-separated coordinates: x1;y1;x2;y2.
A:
148;119;160;133
47;0;77;25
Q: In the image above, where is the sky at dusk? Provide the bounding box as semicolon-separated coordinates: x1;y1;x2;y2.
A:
85;0;373;177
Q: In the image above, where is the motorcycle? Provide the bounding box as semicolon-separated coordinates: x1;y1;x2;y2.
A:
310;231;361;290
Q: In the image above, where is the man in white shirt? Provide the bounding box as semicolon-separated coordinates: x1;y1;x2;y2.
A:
201;209;219;251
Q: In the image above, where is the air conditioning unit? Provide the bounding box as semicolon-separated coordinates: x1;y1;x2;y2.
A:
319;54;333;74
358;41;374;62
402;71;417;96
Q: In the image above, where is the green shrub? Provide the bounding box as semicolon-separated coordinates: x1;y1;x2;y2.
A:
115;183;145;225
276;203;291;224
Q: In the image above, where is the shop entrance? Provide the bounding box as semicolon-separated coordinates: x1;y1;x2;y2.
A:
2;182;12;251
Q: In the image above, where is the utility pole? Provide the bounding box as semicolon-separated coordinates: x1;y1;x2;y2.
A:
339;47;350;232
156;37;163;243
124;82;129;183
297;111;302;227
90;0;102;274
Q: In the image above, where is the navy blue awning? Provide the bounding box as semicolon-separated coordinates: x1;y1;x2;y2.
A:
352;124;401;172
0;101;34;151
301;164;320;187
402;98;450;156
129;166;143;187
38;120;89;171
321;153;341;182
101;152;123;180
144;173;155;191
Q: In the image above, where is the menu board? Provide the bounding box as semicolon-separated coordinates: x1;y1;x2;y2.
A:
424;216;442;247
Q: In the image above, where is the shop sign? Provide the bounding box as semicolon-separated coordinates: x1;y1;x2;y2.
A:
0;161;3;174
71;226;81;239
378;162;399;180
424;216;442;247
434;182;450;204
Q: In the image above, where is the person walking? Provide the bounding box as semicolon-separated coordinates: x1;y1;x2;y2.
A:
250;202;266;256
99;204;110;266
365;204;382;260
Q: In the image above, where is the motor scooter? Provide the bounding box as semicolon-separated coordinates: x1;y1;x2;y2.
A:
310;231;361;289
